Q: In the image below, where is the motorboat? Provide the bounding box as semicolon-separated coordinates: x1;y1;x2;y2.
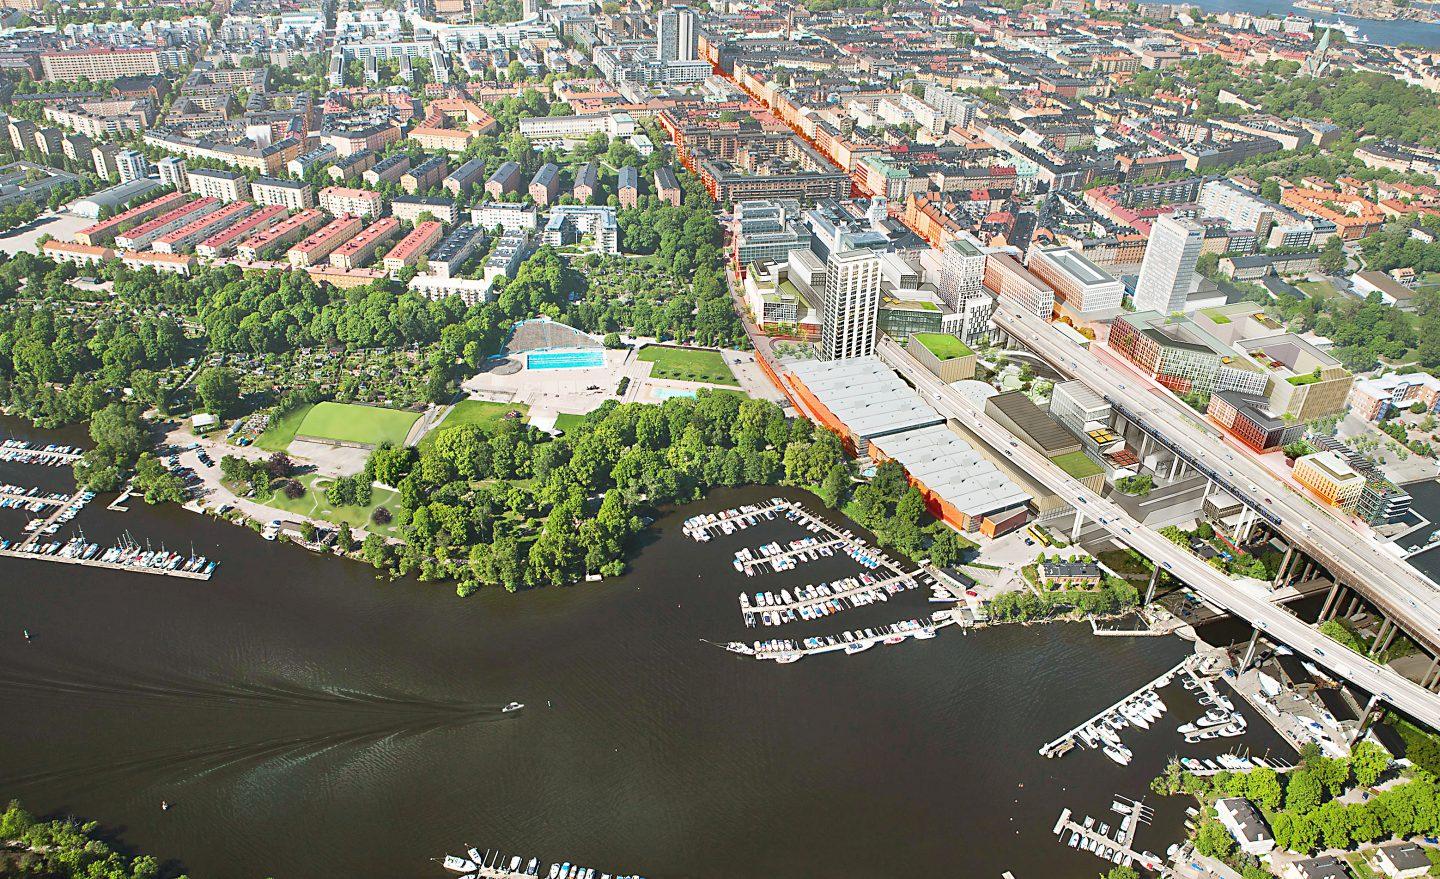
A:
1104;744;1133;766
503;702;524;712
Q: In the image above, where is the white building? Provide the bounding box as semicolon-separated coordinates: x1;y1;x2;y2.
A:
186;168;250;204
156;156;187;193
116;149;149;184
1134;214;1203;315
1214;798;1274;857
822;248;882;361
471;201;539;232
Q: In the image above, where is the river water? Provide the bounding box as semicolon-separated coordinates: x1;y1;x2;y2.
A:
0;418;1294;879
1186;0;1440;47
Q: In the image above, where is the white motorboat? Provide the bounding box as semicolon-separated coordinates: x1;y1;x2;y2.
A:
503;702;524;712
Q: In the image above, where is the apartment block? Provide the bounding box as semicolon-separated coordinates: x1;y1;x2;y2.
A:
251;177;314;210
115;196;221;250
238;208;325;260
391;195;460;226
153;201;254;253
329;217;400;269
288;214;364;267
197;204;287;258
74;190;187;245
318;186;384;218
383;220;444;271
186;168;250;204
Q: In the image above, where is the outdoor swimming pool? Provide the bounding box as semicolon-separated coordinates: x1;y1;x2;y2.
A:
652;387;698;400
525;348;606;370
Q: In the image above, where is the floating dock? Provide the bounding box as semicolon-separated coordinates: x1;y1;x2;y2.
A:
1052;797;1162;873
1039;656;1192;758
740;571;923;626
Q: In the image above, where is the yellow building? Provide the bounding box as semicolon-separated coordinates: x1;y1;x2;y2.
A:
1293;451;1365;511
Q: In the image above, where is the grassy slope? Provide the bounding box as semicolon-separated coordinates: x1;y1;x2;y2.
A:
638;345;740;386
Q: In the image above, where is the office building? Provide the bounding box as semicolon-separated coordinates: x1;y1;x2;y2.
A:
1293;451;1366;512
1025;245;1124;317
1110;310;1267;398
1134;214;1204;315
983;252;1054;319
821;249;882;361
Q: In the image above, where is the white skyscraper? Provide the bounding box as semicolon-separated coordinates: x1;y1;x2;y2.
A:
1134;214;1204;315
157;156;188;193
657;4;696;62
822;249;882;361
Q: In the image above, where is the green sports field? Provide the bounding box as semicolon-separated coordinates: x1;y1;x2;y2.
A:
294;402;420;447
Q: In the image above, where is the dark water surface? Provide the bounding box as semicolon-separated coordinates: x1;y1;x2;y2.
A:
0;418;1294;879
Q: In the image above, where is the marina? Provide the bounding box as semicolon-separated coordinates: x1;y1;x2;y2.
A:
738;570;926;627
440;847;646;879
1039;656;1191;761
0;439;83;466
1051;797;1163;873
680;498;790;541
725;611;955;662
0;483;73;511
0;533;216;580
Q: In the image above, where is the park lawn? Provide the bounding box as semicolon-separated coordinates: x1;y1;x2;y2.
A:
420;400;530;447
295;401;420;447
638;344;740;386
553;412;588;433
259;473;404;539
255;404;314;452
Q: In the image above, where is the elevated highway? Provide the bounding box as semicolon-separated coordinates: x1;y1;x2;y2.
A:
988;303;1440;661
875;332;1440;729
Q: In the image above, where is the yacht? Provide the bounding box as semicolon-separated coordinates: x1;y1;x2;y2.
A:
1104;744;1133;766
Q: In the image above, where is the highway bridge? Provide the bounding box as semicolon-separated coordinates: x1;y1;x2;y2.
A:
875;327;1440;730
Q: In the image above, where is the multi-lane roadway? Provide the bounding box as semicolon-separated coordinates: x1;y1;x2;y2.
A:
990;304;1440;658
875;332;1440;729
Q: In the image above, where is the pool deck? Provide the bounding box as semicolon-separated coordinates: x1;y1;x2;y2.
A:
460;339;785;434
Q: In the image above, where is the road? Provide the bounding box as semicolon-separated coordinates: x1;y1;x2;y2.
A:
875;334;1440;729
990;303;1440;661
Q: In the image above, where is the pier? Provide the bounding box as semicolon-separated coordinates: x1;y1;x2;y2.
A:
439;846;646;879
17;488;91;546
0;485;70;509
731;612;956;662
681;498;789;541
733;535;850;574
1051;797;1163;873
1039;656;1193;758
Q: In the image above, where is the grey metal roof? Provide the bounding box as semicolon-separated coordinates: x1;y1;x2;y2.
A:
788;356;943;440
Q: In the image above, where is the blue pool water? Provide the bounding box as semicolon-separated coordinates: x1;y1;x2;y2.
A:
652;387;698;400
525;348;606;370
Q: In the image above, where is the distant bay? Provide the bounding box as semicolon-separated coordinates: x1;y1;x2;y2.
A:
1188;0;1440;48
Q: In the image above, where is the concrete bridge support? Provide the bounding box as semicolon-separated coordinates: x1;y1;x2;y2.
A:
1351;693;1384;747
1318;581;1345;622
1241;629;1262;671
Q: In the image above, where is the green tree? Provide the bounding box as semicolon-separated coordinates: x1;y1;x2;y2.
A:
1193;819;1235;859
1319;237;1346;274
1285;769;1324;814
195;366;241;417
1350;740;1390;787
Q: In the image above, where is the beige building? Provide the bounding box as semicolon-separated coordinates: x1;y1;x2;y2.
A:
42;47;161;81
251;177;314;210
905;332;976;382
318;186;384;218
